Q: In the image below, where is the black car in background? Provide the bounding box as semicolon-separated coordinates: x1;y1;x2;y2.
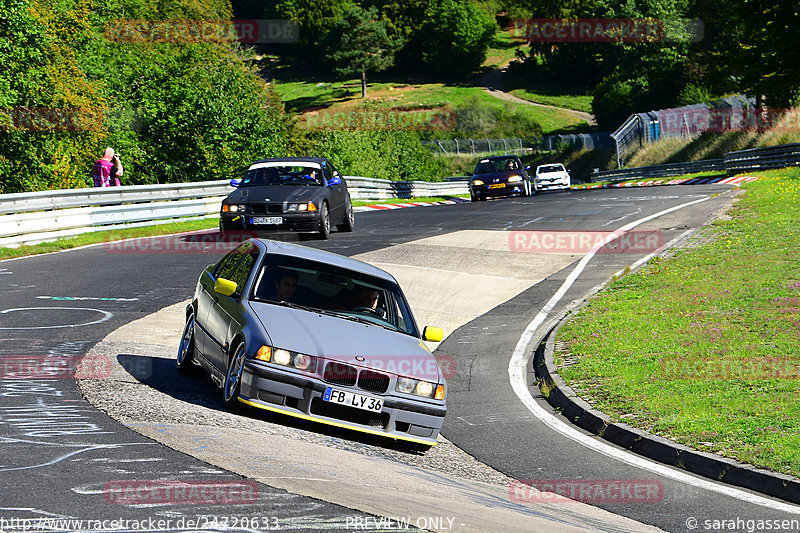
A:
220;157;355;239
468;155;533;202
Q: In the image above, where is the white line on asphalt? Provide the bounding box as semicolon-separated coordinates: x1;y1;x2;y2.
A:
0;307;113;330
508;195;800;514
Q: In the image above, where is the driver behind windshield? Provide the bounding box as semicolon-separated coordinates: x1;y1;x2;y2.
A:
301;168;322;184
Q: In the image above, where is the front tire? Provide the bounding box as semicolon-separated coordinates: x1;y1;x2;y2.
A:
223;343;246;408
317;202;330;240
336;197;355;232
176;313;196;374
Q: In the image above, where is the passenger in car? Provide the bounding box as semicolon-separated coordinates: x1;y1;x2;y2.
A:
260;268;298;302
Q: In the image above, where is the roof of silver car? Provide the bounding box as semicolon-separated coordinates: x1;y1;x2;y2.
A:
254;239;397;283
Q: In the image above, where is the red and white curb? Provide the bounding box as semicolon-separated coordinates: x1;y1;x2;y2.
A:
574;176;759;190
355;198;469;212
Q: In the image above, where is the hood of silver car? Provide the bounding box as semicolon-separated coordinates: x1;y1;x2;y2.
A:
250;302;441;382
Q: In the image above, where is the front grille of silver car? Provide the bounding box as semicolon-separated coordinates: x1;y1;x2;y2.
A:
323;362;358;386
357;369;390;394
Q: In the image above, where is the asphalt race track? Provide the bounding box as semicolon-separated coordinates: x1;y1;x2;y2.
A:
1;185;799;532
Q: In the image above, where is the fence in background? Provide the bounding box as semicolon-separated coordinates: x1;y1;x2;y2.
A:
421;138;537;156
611;95;755;167
0;177;469;247
541;132;614;151
421;134;613;156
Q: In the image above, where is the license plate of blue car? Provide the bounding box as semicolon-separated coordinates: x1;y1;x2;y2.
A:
324;387;383;413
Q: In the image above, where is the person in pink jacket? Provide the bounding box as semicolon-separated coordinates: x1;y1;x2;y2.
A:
93;147;124;187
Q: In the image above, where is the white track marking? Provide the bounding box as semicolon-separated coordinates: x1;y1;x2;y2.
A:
0;307;113;329
508;195;800;514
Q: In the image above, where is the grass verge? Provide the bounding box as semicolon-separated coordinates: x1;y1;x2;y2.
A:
554;168;800;477
0;196;470;261
502;68;594;113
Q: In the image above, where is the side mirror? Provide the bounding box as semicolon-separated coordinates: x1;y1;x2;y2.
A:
214;278;237;297
327;176;342;186
524;166;532;172
422;326;444;342
229;179;240;188
466;172;473;177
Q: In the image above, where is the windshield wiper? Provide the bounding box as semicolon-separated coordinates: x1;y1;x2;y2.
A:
262;300;322;313
329;311;401;332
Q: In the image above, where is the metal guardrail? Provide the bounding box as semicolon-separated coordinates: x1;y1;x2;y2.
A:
592;142;800;183
0;181;232;216
590;159;725;183
0;177;469;247
723;143;800;174
347;176;468;200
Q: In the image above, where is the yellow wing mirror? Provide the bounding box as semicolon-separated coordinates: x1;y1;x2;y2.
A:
214;278;238;297
422;326;444;342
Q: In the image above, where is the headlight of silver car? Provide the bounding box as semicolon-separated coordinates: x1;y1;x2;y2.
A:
256;346;316;372
395;376;443;399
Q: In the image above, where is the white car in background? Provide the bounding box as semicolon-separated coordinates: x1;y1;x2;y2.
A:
533;163;571;191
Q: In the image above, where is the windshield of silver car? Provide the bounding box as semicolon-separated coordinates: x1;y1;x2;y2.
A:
250;256;419;337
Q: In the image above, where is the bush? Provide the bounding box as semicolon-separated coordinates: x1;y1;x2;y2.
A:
678;84;714;106
303;130;447;182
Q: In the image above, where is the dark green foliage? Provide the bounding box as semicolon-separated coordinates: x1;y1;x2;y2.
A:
678;84;714;106
415;0;498;73
274;0;353;53
326;5;402;97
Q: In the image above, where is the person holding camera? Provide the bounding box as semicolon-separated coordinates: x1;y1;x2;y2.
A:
93;147;124;187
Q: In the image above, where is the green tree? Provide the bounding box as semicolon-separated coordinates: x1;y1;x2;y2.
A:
416;0;497;73
275;0;356;54
327;5;402;98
